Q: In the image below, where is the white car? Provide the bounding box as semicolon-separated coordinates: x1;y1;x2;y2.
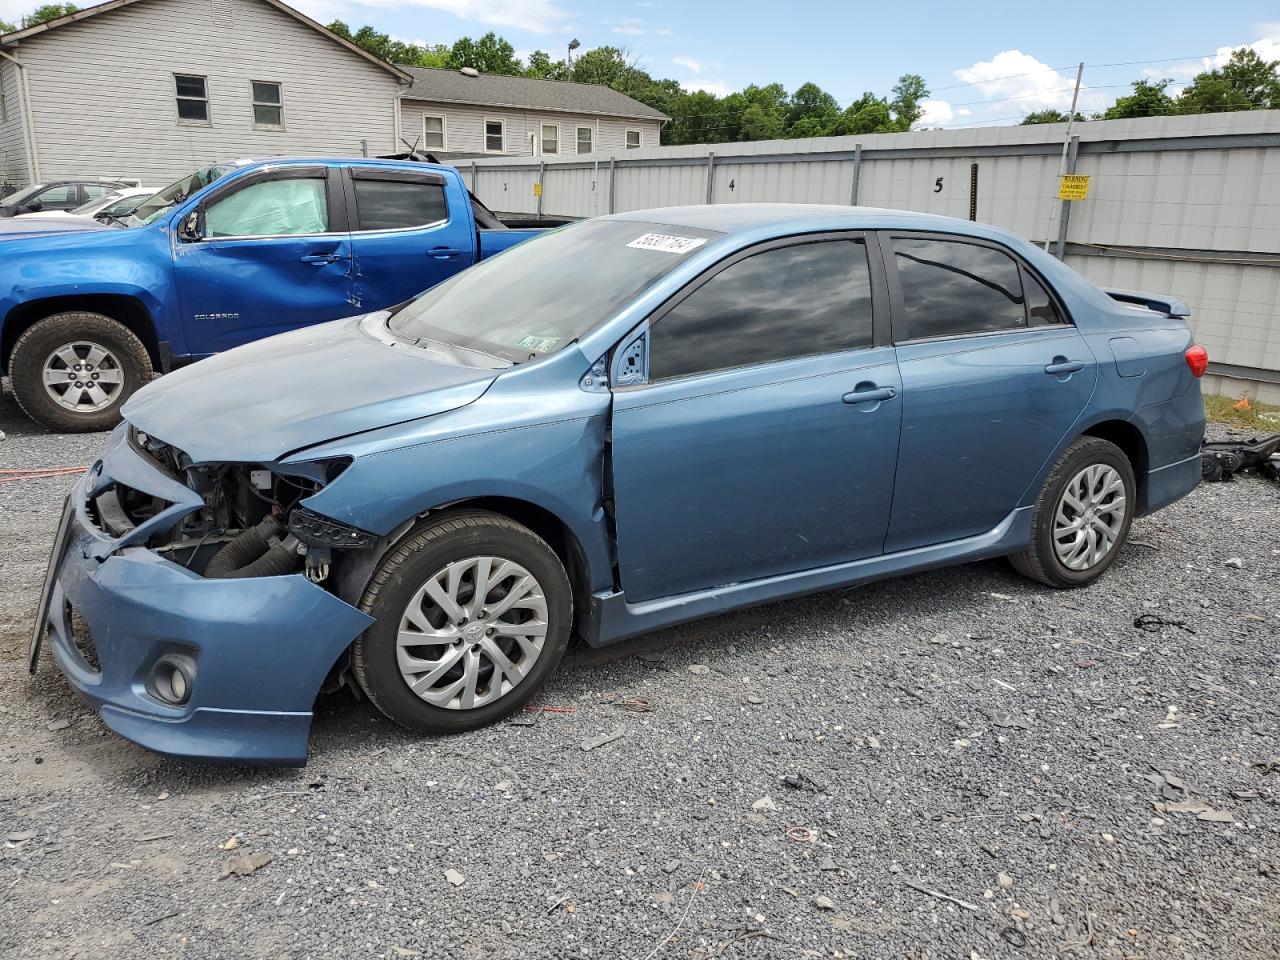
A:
16;186;155;223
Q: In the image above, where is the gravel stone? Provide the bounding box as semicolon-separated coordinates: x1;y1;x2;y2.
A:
1;398;1277;958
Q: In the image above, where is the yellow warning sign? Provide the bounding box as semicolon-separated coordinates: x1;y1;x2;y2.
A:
533;182;542;197
1057;175;1090;201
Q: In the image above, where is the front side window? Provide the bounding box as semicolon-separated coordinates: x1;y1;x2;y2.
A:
175;74;208;123
893;237;1025;340
541;123;559;155
36;184;78;208
352;178;447;231
423;115;445;150
389;218;724;362
625;129;641;149
576;126;593;154
251;81;283;129
204;177;328;238
649;240;875;381
485;119;504;152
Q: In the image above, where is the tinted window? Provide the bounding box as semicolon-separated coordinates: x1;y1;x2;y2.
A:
1025;271;1065;326
353;179;447;231
205;178;328;237
81;184;110;201
37;184;77;207
893;238;1025;340
649;240;875;381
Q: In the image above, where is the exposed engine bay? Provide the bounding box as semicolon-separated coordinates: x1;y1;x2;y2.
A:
100;427;374;586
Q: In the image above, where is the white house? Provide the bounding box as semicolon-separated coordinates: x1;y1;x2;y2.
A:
0;0;668;193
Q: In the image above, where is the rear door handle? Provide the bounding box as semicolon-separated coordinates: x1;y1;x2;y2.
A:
842;385;897;405
428;246;461;260
300;253;342;265
1044;359;1085;375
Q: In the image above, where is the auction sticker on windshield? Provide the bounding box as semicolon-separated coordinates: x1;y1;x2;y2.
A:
626;233;708;254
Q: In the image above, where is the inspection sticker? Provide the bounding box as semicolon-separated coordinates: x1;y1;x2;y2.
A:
516;334;561;352
627;233;707;254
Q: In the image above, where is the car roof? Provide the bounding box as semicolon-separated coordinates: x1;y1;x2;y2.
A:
606;203;998;237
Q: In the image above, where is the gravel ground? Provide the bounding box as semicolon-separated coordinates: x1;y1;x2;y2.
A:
1;387;1278;960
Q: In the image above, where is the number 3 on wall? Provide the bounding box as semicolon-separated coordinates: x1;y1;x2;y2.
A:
934;177;944;193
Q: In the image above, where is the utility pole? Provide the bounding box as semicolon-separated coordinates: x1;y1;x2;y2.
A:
1045;62;1084;251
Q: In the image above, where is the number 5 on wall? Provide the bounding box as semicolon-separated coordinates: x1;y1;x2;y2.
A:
934;177;944;193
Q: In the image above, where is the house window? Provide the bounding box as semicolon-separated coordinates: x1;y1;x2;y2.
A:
175;74;209;123
251;81;283;129
484;119;504;153
423;115;445;150
576;126;592;154
540;122;559;155
625;129;641;149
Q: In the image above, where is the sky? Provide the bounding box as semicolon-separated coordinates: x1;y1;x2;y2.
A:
3;0;1278;127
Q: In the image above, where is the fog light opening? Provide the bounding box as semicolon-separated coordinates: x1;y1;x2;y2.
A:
149;655;195;706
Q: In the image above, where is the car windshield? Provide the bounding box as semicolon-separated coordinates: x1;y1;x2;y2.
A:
2;183;48;205
389;218;724;362
128;165;236;225
70;191;123;216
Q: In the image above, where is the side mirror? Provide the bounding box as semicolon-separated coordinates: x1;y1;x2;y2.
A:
178;210;202;241
21;200;42;213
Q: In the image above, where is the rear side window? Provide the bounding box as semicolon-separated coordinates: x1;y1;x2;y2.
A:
1024;271;1065;326
649;239;875;381
893;237;1025;340
352;179;447;231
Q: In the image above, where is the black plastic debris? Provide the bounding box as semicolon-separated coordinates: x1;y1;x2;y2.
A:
1200;434;1280;482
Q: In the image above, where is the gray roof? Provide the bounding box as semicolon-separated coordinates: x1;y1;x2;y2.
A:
399;67;668;122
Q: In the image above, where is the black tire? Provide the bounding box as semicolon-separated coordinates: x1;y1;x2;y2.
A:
352;511;573;734
9;311;152;432
1009;436;1136;588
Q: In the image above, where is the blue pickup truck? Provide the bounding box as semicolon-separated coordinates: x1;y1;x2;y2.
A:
0;158;556;431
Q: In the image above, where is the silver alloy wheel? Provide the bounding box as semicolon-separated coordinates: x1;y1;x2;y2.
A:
41;341;126;413
396;555;549;710
1052;463;1127;571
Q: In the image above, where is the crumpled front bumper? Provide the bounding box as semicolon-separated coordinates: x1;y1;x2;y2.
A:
37;425;373;766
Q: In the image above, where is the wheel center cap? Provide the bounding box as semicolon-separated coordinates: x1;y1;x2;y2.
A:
462;623;485;642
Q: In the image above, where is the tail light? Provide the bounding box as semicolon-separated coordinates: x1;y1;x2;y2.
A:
1185;344;1208;378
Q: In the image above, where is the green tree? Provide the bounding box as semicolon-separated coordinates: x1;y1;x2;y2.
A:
524;50;568;80
1101;78;1176;120
826;92;893;135
328;20;448;67
785;81;840;132
0;19;16;32
1020;109;1085;124
1176;48;1280;113
449;31;521;75
26;3;77;25
889;73;928;130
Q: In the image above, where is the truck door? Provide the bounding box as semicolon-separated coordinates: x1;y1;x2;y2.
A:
344;166;477;311
174;165;353;355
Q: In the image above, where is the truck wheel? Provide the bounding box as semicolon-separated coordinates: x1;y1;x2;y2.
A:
9;312;152;433
352;511;573;735
1009;436;1135;588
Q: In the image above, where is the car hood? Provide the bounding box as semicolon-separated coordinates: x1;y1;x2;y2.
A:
123;314;503;464
0;214;113;239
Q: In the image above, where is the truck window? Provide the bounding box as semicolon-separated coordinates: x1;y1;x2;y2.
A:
352;180;447;231
205;178;329;238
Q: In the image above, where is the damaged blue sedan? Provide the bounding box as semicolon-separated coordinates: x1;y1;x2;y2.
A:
31;205;1207;765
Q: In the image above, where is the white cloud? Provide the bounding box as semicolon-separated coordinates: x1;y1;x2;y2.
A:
956;107;973;116
292;0;573;35
954;50;1103;116
682;79;733;97
673;55;701;73
1148;27;1280;82
610;17;648;35
917;99;954;127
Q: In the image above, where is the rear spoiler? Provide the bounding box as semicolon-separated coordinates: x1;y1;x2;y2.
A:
1104;288;1191;318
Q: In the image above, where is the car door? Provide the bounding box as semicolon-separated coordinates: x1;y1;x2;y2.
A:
882;233;1097;553
174;165;353;355
343;166;476;310
609;233;902;604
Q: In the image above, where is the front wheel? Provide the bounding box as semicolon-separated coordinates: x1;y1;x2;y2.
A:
9;311;153;432
1010;436;1135;588
352;511;573;734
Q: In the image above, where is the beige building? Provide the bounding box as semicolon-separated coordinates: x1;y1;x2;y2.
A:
0;0;667;193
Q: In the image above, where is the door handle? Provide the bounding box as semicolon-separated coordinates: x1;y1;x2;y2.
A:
1044;358;1085;375
428;246;461;260
300;253;341;265
842;385;897;405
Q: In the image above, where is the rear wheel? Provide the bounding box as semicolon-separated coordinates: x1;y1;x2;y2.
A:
1010;436;1135;588
352;511;572;734
9;311;152;432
